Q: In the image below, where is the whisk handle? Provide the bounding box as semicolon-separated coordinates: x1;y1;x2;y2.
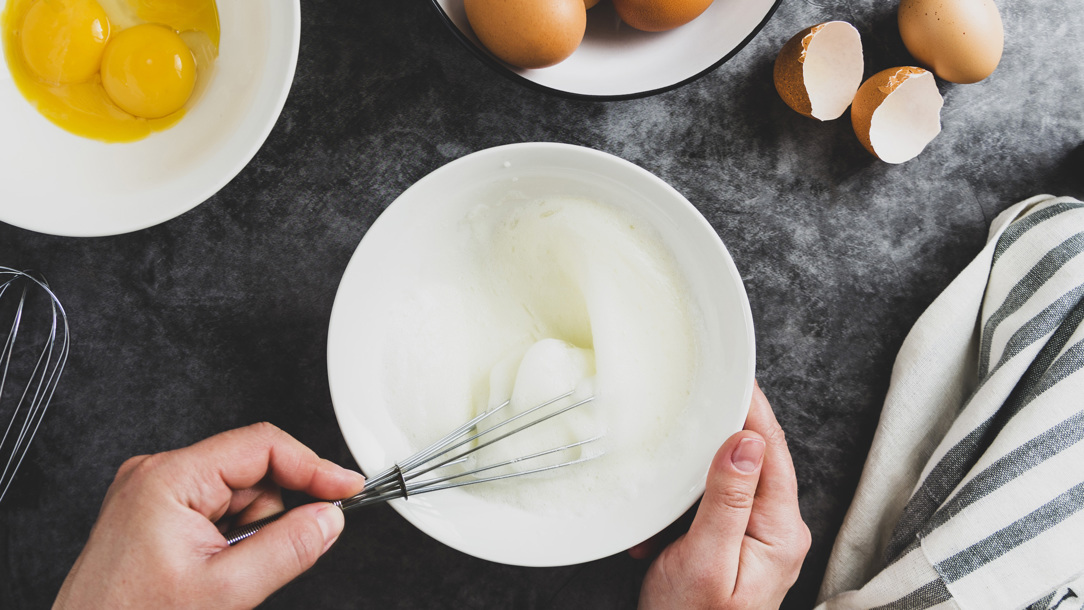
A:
224;499;346;546
224;512;284;546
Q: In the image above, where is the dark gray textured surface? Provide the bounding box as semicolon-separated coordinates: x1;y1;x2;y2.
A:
1;0;1082;608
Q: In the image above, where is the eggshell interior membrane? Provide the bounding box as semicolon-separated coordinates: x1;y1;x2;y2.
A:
857;68;943;164
803;21;863;120
773;21;862;121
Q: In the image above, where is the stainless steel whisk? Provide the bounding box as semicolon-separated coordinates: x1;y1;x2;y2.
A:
0;268;70;505
226;390;600;545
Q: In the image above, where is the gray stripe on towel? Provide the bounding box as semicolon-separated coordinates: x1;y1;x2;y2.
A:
979;232;1084;377
988;285;1084;376
920;410;1084;536
1028;592;1058;610
1020;335;1084;400
883;539;922;571
935;480;1084;583
994;202;1084;266
998;299;1084;406
884;298;1084;562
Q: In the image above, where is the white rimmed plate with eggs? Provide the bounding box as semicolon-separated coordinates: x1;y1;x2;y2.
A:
0;0;300;237
430;0;781;100
328;142;755;566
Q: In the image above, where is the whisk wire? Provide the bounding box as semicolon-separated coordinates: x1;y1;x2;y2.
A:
355;404;508;496
344;434;603;508
0;268;70;505
378;392;570;487
344;392;591;503
224;390;601;545
335;392;599;509
339;441;602;510
395;394;595;490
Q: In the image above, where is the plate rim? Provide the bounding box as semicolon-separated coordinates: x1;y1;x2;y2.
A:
427;0;782;101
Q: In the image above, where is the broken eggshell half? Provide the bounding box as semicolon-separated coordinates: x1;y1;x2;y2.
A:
851;67;943;164
774;21;863;121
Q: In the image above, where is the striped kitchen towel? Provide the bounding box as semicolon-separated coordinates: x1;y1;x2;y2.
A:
816;195;1084;610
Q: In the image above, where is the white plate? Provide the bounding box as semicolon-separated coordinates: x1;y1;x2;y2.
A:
0;1;301;237
327;143;755;566
431;0;780;99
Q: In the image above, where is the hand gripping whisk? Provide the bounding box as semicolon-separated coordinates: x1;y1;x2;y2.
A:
226;390;600;545
0;268;70;505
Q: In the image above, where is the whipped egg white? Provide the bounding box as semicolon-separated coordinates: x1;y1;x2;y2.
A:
381;196;700;514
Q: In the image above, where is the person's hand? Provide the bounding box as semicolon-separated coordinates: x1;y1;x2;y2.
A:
633;382;810;609
53;423;366;610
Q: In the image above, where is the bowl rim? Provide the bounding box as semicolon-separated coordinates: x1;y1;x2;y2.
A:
427;0;782;101
0;0;302;238
327;141;757;566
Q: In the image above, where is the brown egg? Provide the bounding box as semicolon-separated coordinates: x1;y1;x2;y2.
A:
464;0;586;69
612;0;714;32
898;0;1003;84
585;0;602;8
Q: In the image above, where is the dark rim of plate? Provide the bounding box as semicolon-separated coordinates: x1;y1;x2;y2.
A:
427;0;783;102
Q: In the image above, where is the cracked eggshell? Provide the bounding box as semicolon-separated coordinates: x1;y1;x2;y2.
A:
773;21;864;121
851;67;944;164
899;0;1003;84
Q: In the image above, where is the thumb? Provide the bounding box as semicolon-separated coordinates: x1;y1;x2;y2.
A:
682;431;766;585
210;502;344;608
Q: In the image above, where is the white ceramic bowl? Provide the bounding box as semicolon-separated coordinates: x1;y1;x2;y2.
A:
0;1;301;237
328;142;755;566
431;0;780;100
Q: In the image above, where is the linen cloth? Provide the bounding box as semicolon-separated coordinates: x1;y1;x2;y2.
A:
816;195;1084;610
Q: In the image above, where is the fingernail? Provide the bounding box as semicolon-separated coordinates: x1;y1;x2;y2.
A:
315;504;345;553
324;460;366;488
345;469;367;488
732;438;765;473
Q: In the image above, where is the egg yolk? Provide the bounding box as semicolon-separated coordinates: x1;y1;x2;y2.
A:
20;0;110;84
100;23;195;119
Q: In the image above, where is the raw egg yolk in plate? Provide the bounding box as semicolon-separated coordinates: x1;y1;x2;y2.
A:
1;0;219;142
